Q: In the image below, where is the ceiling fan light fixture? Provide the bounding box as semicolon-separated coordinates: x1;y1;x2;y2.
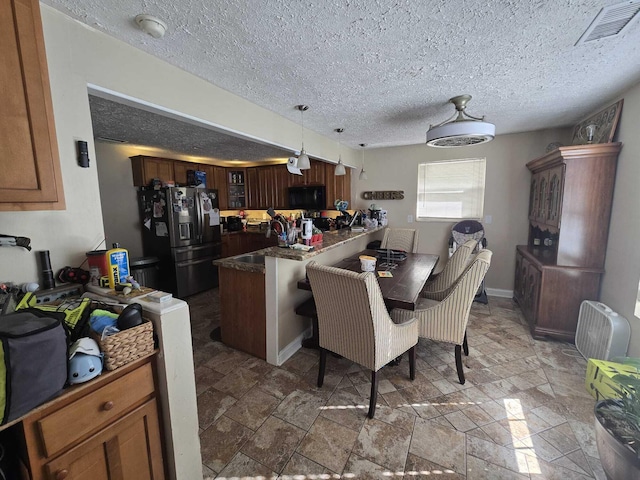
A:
295;105;311;170
135;14;167;39
426;95;495;148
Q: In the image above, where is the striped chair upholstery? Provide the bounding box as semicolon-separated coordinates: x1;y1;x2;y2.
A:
391;250;492;385
306;261;418;418
422;240;478;301
380;228;420;253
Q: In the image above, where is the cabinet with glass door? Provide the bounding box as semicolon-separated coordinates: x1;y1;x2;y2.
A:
228;170;246;209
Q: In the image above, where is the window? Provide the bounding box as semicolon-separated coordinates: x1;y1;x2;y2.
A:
417;158;486;220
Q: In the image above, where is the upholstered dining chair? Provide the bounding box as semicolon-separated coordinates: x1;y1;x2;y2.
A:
391;250;492;385
380;228;419;253
306;261;419;418
422;239;478;301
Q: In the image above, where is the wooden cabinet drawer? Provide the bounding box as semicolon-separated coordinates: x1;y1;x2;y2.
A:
44;400;164;480
37;362;155;458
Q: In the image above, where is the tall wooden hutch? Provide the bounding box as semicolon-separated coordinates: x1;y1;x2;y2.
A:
514;143;621;341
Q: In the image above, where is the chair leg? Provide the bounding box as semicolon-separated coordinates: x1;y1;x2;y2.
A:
409;346;416;381
455;345;465;385
368;371;379;418
317;348;327;388
463;331;469;356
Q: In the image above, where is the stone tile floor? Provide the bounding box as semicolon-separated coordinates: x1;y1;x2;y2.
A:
187;289;604;479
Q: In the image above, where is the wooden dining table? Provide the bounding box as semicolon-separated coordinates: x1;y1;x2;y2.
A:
297;249;439;311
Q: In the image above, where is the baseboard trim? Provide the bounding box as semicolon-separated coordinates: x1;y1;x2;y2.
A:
277;327;312;366
487;288;513;298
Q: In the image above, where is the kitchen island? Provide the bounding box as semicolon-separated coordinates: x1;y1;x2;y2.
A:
215;227;385;364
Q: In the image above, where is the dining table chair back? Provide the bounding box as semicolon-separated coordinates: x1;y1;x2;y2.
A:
423;239;477;301
306;261;419;417
380;228;419;253
391;249;492;385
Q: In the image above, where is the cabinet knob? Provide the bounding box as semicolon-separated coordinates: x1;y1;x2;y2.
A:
56;469;69;480
103;401;114;411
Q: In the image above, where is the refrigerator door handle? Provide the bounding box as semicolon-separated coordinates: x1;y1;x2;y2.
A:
194;191;203;242
173;243;221;254
175;256;220;268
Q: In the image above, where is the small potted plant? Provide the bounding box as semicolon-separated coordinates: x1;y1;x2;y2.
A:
594;358;640;479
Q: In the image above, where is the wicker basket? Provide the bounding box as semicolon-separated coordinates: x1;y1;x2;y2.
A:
91;320;154;371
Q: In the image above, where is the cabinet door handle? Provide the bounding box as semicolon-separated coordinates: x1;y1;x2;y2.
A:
55;469;69;480
103;401;114;411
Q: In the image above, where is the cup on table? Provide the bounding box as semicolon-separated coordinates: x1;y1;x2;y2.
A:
359;255;377;272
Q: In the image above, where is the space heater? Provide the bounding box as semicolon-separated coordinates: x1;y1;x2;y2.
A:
575;301;630;361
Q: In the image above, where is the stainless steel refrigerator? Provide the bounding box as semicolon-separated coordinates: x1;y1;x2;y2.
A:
138;187;221;298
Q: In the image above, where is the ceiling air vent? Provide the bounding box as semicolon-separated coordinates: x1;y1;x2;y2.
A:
576;0;640;45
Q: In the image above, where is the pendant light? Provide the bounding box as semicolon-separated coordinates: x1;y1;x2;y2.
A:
295;105;311;170
426;95;495;147
334;128;346;176
358;143;368;181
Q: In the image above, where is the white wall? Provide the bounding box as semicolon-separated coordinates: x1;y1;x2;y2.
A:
353;128;571;292
0;5;356;284
600;81;640;356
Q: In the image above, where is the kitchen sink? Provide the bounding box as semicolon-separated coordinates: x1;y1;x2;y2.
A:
234;254;266;264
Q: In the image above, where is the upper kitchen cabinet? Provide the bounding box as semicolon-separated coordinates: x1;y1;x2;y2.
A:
325;162;351;209
228;169;246;209
204;165;228;210
246;165;287;209
290;159;326;187
0;0;65;210
131;156;175;187
246;167;259;209
172;161;192;186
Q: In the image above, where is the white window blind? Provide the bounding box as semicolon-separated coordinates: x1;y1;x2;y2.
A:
417;158;486;220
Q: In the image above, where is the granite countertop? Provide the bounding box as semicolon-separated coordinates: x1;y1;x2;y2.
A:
214;226;385;273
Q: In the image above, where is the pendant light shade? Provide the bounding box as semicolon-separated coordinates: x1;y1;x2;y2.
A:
334;128;346;176
426;95;495;148
358;143;367;180
295;105;311;170
297;149;310;170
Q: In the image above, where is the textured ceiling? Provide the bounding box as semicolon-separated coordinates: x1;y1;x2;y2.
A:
45;0;640;155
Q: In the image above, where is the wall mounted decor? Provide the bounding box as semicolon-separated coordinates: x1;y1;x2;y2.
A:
571;99;623;145
361;191;404;200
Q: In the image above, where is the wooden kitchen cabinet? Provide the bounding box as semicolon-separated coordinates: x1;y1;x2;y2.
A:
247;165;290;209
172;161;192;186
213;166;229;210
228;169;246;208
219;267;266;359
0;0;65;210
514;143;621;341
325;162;351;209
131;156;175;187
13;354;165;480
221;232;277;257
246;168;260;209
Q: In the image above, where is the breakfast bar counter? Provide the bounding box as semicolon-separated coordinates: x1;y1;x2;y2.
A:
214;226;385;273
215;227;385;364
